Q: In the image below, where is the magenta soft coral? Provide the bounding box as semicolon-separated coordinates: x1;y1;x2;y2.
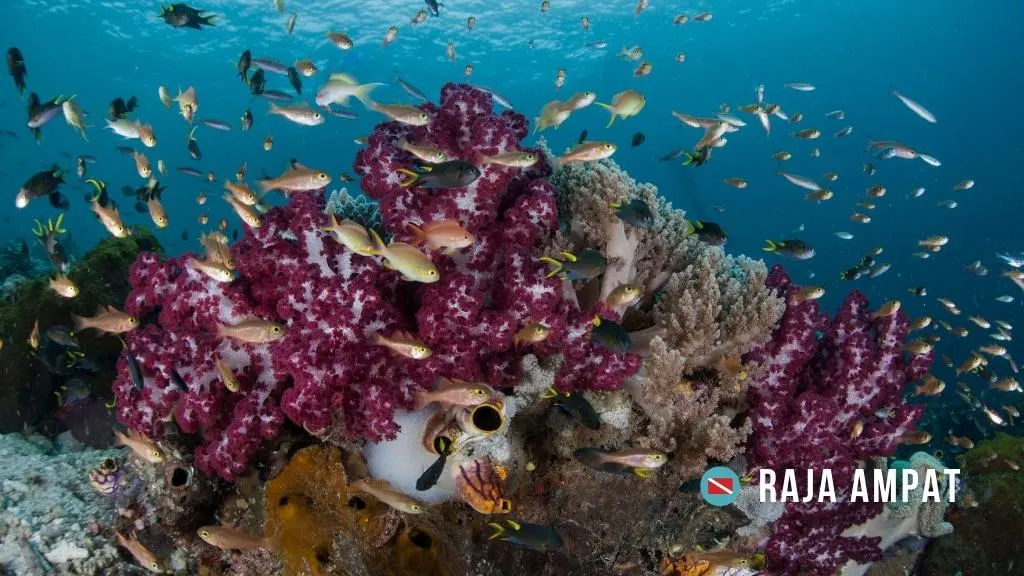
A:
113;83;639;482
744;265;932;575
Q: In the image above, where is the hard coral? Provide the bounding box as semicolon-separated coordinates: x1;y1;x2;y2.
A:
744;265;932;576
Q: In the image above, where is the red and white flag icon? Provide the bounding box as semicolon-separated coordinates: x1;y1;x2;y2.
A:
706;476;734;495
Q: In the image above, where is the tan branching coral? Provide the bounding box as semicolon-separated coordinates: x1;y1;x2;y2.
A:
544;147;783;479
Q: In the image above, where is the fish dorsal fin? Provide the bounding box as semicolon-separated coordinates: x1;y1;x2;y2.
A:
362;478;390;491
340;218;362;228
392;329;411;340
430;219;460;230
331;72;360;84
436;376;464;390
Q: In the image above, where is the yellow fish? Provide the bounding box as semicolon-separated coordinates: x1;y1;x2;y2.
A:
369;229;439;283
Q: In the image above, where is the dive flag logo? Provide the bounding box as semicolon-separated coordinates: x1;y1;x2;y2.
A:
700;466;741;506
707;476;734;495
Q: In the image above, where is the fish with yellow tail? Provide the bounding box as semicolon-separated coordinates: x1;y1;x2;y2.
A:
574;446;667;478
197;525;276;551
369;229;439;282
406;219;475;253
216;319;286;344
371;330;432;359
116;531;164;573
351;478;425;514
73;304;138;334
86;179;131;238
115;429;164;464
594;89;645;127
543;387;601;429
488;520;563;551
413;377;491;410
321;211;376;256
396;160;481;189
763;239;815;260
539;249;607;281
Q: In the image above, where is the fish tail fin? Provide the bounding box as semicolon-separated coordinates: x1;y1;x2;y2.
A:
762;239;777;252
71;314;89;332
200;14;217;26
353;83;385;107
633;467;656;478
396;168;420;188
215;323;228;339
541;387;559;400
538;256;563;278
256;179;275;194
368;228;387;255
188;126;198;142
412;391;430;412
681;152;695;165
487;522;506;540
267;102;280;115
406;223;427;246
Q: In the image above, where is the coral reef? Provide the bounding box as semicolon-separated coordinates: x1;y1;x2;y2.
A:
264;444;453;576
0;432;124;575
545;153;783;480
919;433;1024;575
0;239;49;298
0;229;162;436
325;187;382;231
744;265;935;575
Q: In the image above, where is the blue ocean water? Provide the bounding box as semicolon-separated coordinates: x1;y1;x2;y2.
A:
4;0;1022;442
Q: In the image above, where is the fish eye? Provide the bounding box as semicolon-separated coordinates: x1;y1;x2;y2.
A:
150;563;160;570
272;326;283;334
128;317;138;325
199;529;210;538
314;113;322;119
318;173;328;180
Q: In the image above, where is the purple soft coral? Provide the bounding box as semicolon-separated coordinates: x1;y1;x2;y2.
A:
744;265;931;575
113;84;639;482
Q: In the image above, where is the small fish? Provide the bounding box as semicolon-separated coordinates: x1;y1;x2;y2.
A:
774;151;793;161
412;9;428;24
996;294;1014;303
595;90;645;127
199;119;231;131
833;126;853;138
394;73;427;102
763;239;815;260
693;11;712;22
28;319;40;350
791;128;821;139
991;378;1021;392
488;520;562;551
631;132;646;147
540;0;550;13
539;249;607;281
189;256;235;283
321;212;375;256
369;230;439;283
793;286;825;302
778;170;823;192
863;163;877;176
955;354;983;376
906;340;936;357
633;62;652;78
258;163;331;195
946;435;974;450
481;151;538;168
263;135;273;151
416;435;453;491
851;213;871;224
834;231;854;240
585;40;608;49
328;31;353;50
407;220;475;253
514;323;550;346
382;26;399;47
938;199;958;209
352;478;426;514
116;429;164;463
605;283;641;311
825;110;845;120
892;89;936;123
723;177;748;189
690;220;728;245
901;431;932;445
610;198;653;229
396;160;480;189
789;112;804;122
673;13;688;24
982;405;1006;426
574;447;657;478
116;531;164;573
785;82;816;91
542;388;601;430
413;377;490;410
467;16;476;30
73;304;138;334
918;235;949;248
866;185;886;198
49;274;79;298
869;300;901;319
197;525;273;551
217;319;286;343
370;101;431;126
807;189;833;201
850;420;864;439
268;102;323;126
588;315;632;354
446;42;457;62
286;12;297;34
953;179;975;191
